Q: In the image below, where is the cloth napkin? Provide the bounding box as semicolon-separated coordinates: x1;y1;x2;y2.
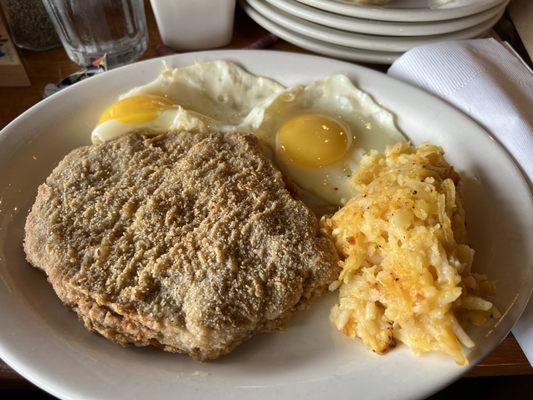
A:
387;38;533;365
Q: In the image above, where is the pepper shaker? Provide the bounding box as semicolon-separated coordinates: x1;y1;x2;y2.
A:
0;0;60;51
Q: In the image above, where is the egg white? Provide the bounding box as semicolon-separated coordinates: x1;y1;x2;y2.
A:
254;75;405;206
123;60;284;129
92;60;285;144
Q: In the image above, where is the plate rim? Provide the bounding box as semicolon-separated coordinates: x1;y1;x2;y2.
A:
241;2;401;63
295;0;506;22
0;49;532;400
262;0;508;36
247;0;504;51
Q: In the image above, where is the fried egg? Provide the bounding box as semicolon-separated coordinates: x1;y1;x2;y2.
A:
254;75;405;205
91;61;284;143
91;61;405;207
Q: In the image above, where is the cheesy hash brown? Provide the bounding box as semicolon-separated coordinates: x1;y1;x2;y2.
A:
322;143;496;365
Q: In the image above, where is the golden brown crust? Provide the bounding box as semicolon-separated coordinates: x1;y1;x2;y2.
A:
24;131;339;360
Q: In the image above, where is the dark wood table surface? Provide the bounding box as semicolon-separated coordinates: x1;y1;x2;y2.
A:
1;2;531;399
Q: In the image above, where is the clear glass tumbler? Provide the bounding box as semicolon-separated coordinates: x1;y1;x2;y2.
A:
42;0;148;68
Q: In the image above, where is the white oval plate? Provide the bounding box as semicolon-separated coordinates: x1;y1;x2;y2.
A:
248;0;504;52
243;2;401;63
0;50;532;400
264;0;507;36
296;0;506;22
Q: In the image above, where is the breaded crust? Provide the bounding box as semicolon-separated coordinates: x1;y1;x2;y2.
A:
24;131;339;360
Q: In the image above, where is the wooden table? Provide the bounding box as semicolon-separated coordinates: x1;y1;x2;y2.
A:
0;2;531;397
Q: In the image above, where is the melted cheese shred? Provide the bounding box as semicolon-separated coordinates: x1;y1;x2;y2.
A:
322;143;496;365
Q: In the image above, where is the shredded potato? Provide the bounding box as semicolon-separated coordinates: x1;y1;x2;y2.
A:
321;143;496;365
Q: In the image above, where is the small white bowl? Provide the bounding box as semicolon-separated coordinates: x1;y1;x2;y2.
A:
150;0;236;50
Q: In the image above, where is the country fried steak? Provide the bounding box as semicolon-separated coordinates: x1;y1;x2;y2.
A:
24;131;339;360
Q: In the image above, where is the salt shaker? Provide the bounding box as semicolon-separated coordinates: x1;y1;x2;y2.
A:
150;0;236;50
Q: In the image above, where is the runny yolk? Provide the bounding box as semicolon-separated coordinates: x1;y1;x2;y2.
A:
98;94;176;125
277;113;350;168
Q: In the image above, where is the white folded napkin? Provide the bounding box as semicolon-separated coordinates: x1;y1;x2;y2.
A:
387;38;533;365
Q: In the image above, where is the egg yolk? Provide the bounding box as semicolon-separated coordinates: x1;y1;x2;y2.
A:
98;94;176;125
277;114;350;168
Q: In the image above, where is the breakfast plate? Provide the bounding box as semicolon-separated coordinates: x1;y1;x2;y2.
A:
243;3;402;63
248;0;503;52
266;0;507;36
296;0;506;22
0;50;531;400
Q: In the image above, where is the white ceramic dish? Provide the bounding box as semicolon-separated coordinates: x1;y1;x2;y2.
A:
248;0;503;52
264;0;507;36
0;50;532;400
150;0;236;50
243;3;401;63
296;0;506;22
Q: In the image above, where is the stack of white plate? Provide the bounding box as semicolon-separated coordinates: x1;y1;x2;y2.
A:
241;0;509;64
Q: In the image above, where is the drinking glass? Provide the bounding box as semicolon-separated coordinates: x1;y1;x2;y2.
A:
42;0;148;68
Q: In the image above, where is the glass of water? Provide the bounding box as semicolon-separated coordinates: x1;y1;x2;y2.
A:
42;0;148;68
